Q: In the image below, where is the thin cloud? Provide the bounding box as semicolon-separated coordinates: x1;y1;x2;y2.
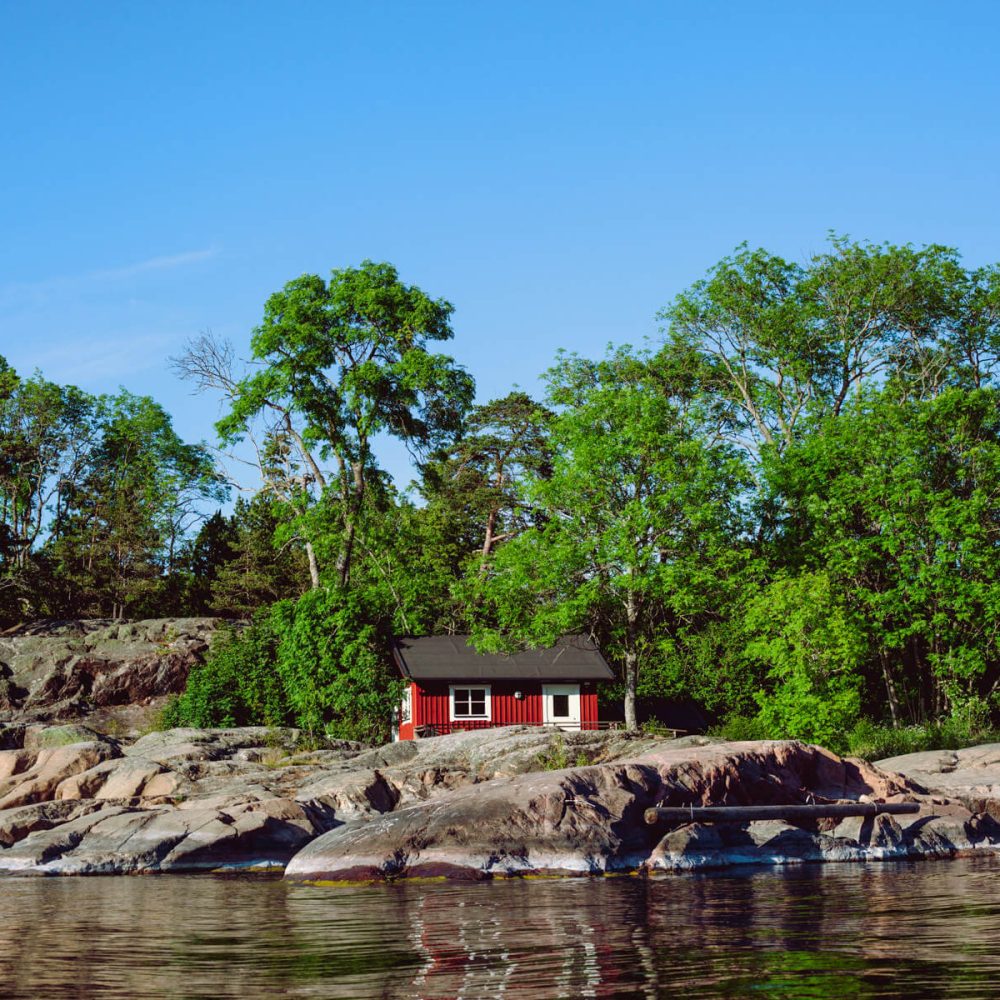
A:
10;333;178;386
0;247;220;309
89;248;219;281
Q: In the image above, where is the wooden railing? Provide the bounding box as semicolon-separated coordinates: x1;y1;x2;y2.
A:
414;720;685;738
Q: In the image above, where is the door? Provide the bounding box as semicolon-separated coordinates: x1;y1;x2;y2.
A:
542;684;581;730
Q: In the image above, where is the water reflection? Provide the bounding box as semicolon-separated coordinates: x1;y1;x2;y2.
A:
0;858;998;997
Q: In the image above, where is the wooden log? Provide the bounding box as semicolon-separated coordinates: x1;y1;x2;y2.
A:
643;802;921;826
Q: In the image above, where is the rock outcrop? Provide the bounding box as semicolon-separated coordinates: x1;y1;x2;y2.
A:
0;618;225;730
0;726;369;874
0;724;997;878
877;744;1000;820
286;736;1000;881
0;725;672;874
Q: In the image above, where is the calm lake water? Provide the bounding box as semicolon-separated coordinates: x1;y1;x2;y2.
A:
2;857;999;998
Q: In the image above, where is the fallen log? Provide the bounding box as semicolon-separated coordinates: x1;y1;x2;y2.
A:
644;801;921;826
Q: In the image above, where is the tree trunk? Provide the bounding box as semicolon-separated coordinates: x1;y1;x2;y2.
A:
305;540;321;590
624;587;639;731
337;460;365;589
879;651;901;728
624;648;638;730
481;506;498;561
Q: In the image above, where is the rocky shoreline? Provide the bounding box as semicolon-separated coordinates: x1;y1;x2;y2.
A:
2;618;999;881
0;722;996;879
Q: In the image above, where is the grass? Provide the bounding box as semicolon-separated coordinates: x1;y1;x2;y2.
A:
845;717;1000;761
708;707;1000;761
533;732;595;771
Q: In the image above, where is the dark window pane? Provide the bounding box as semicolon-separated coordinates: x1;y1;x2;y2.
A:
553;694;570;717
454;688;487;717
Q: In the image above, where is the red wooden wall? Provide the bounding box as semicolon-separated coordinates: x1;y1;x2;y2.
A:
398;679;600;738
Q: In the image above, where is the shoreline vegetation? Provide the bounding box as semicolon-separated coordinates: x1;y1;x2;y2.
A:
3;238;1000;751
0;623;999;881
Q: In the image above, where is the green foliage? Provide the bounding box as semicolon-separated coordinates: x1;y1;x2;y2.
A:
846;701;1000;760
207;496;309;615
534;732;577;770
215;260;475;588
710;702;1000;759
164;587;402;742
47;390;226;618
419;391;553;561
745;572;864;747
9;241;1000;751
469;344;750;728
707;714;770;743
162;617;286;729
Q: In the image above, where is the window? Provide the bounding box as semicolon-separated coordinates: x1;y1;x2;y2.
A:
450;685;491;720
551;693;570;718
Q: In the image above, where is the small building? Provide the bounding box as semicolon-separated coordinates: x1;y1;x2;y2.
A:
392;634;615;740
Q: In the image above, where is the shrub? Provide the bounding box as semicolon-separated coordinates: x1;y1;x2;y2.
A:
846;701;1000;761
162;589;402;742
535;732;571;770
161;615;286;729
744;573;863;749
707;714;769;743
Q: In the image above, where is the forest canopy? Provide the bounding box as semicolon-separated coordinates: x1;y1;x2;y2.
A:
4;241;1000;750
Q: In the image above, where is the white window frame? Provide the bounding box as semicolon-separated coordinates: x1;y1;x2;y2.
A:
449;684;492;721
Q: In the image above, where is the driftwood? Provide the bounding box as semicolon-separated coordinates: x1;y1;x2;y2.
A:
644;802;921;825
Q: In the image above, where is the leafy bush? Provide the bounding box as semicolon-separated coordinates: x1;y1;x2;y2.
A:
534;732;571;770
162;588;402;742
708;700;1000;759
707;714;770;742
847;700;1000;761
745;572;863;748
161;616;285;729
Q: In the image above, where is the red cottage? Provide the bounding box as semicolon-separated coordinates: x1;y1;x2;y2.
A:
391;634;615;740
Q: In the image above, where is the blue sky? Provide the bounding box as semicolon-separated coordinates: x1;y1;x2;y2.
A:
2;1;999;488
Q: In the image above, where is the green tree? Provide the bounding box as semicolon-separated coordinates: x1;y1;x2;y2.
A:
50;391;225;618
0;365;96;620
208;496;311;616
760;386;1000;726
745;572;864;746
177;261;475;589
471;346;749;728
167;587;402;741
658;236;972;457
420;392;553;562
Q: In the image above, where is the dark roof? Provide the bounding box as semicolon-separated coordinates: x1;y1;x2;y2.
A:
393;635;615;682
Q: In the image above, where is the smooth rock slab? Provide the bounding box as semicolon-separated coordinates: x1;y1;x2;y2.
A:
285;740;929;882
0;797;325;874
0;741;121;810
878;744;1000;820
0;727;388;873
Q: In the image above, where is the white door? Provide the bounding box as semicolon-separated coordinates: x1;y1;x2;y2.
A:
542;684;581;730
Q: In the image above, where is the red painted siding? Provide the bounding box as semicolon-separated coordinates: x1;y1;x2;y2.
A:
397;680;602;738
397;681;417;741
417;679;543;729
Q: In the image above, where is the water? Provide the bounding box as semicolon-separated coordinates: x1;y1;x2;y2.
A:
2;858;1000;998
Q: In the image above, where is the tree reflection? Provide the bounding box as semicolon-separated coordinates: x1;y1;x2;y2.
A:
0;860;998;997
